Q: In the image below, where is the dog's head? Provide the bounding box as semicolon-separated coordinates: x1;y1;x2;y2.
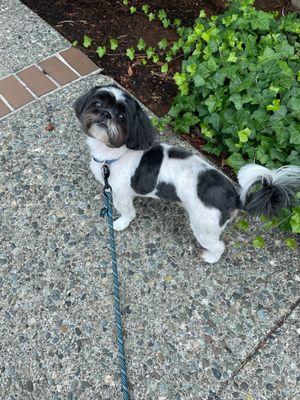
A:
74;84;156;150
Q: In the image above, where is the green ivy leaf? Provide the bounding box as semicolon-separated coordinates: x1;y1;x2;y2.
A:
290;207;300;233
267;99;280;111
204;95;217;113
72;40;78;47
201;124;214;138
235;219;249;231
285;238;297;249
238;128;251;143
186;63;197;76
166;53;173;62
229;94;243;110
96;46;106;58
152;54;159;63
161;63;168;73
142;4;149;14
226;153;245;171
175;112;199;133
137;38;146;51
123;0;128;5
83;35;92;48
109;38;119;51
126;47;135;61
289;125;300;145
227;52;238;63
146;47;155;59
130;6;137;14
193;75;205;87
158;38;168;50
158;9;167;20
253;236;266;249
173;18;181;27
162;19;171;28
148;12;155;21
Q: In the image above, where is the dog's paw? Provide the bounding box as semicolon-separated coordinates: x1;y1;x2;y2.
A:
201;242;225;264
201;250;221;264
113;217;131;231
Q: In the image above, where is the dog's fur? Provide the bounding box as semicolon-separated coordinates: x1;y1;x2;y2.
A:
75;85;300;263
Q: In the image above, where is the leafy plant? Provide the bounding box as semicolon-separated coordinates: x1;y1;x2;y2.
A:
158;38;168;50
137;38;146;51
126;47;135;61
96;46;106;58
163;0;300;233
142;4;149;14
253;236;266;248
161;63;169;73
83;35;92;48
148;12;155;22
285;237;297;249
110;38;119;50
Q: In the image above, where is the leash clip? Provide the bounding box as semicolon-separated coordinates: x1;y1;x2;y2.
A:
102;164;111;193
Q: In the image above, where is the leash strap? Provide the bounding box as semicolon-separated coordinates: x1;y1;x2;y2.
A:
100;164;130;400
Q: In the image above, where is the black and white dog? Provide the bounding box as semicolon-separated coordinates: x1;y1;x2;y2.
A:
75;84;300;263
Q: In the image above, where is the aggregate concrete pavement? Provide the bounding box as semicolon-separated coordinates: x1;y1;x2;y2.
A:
0;2;299;399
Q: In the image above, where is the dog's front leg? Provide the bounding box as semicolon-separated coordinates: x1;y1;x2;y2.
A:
112;193;136;231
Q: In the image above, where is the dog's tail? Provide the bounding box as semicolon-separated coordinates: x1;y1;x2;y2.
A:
237;164;300;216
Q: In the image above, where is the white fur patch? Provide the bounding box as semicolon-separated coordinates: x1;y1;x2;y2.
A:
97;85;125;102
89;123;109;143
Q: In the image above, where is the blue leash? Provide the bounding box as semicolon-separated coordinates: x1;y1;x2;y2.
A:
100;164;130;400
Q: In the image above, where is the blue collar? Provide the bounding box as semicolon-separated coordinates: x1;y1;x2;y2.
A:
92;156;119;165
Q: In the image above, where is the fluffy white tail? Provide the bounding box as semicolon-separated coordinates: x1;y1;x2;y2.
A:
238;164;300;216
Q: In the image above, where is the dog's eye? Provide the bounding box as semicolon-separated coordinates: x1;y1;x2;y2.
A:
95;102;102;109
119;114;125;120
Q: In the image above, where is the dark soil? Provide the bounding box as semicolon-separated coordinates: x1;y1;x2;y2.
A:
22;0;296;115
22;0;297;174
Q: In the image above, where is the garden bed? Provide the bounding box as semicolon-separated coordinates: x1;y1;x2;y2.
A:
22;0;297;176
22;0;295;116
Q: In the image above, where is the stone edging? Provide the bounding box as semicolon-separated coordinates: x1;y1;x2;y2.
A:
0;47;101;120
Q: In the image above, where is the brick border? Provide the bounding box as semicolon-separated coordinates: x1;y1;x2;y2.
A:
0;47;100;120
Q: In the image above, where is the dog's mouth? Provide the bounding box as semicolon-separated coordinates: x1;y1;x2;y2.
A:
98;121;108;129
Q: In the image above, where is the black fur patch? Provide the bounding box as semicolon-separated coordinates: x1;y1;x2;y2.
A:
131;145;164;195
244;184;289;216
125;96;156;150
156;182;180;201
168;147;191;159
197;169;239;225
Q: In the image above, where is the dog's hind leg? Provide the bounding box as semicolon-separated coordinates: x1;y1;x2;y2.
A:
188;208;225;264
112;193;136;231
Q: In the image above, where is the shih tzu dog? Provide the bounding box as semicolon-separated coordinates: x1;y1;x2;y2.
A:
74;84;300;263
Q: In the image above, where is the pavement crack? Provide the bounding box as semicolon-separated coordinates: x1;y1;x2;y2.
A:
217;297;300;397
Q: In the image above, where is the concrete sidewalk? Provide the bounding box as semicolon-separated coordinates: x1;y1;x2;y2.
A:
0;1;299;399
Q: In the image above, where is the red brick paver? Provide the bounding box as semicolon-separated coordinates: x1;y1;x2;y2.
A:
60;47;99;76
0;47;99;119
0;76;34;109
0;99;11;118
17;65;57;97
39;56;78;85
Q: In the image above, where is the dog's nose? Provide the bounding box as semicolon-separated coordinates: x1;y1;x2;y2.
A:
100;110;112;120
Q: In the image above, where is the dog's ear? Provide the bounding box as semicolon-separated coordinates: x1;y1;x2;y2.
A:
74;87;99;119
126;101;156;150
